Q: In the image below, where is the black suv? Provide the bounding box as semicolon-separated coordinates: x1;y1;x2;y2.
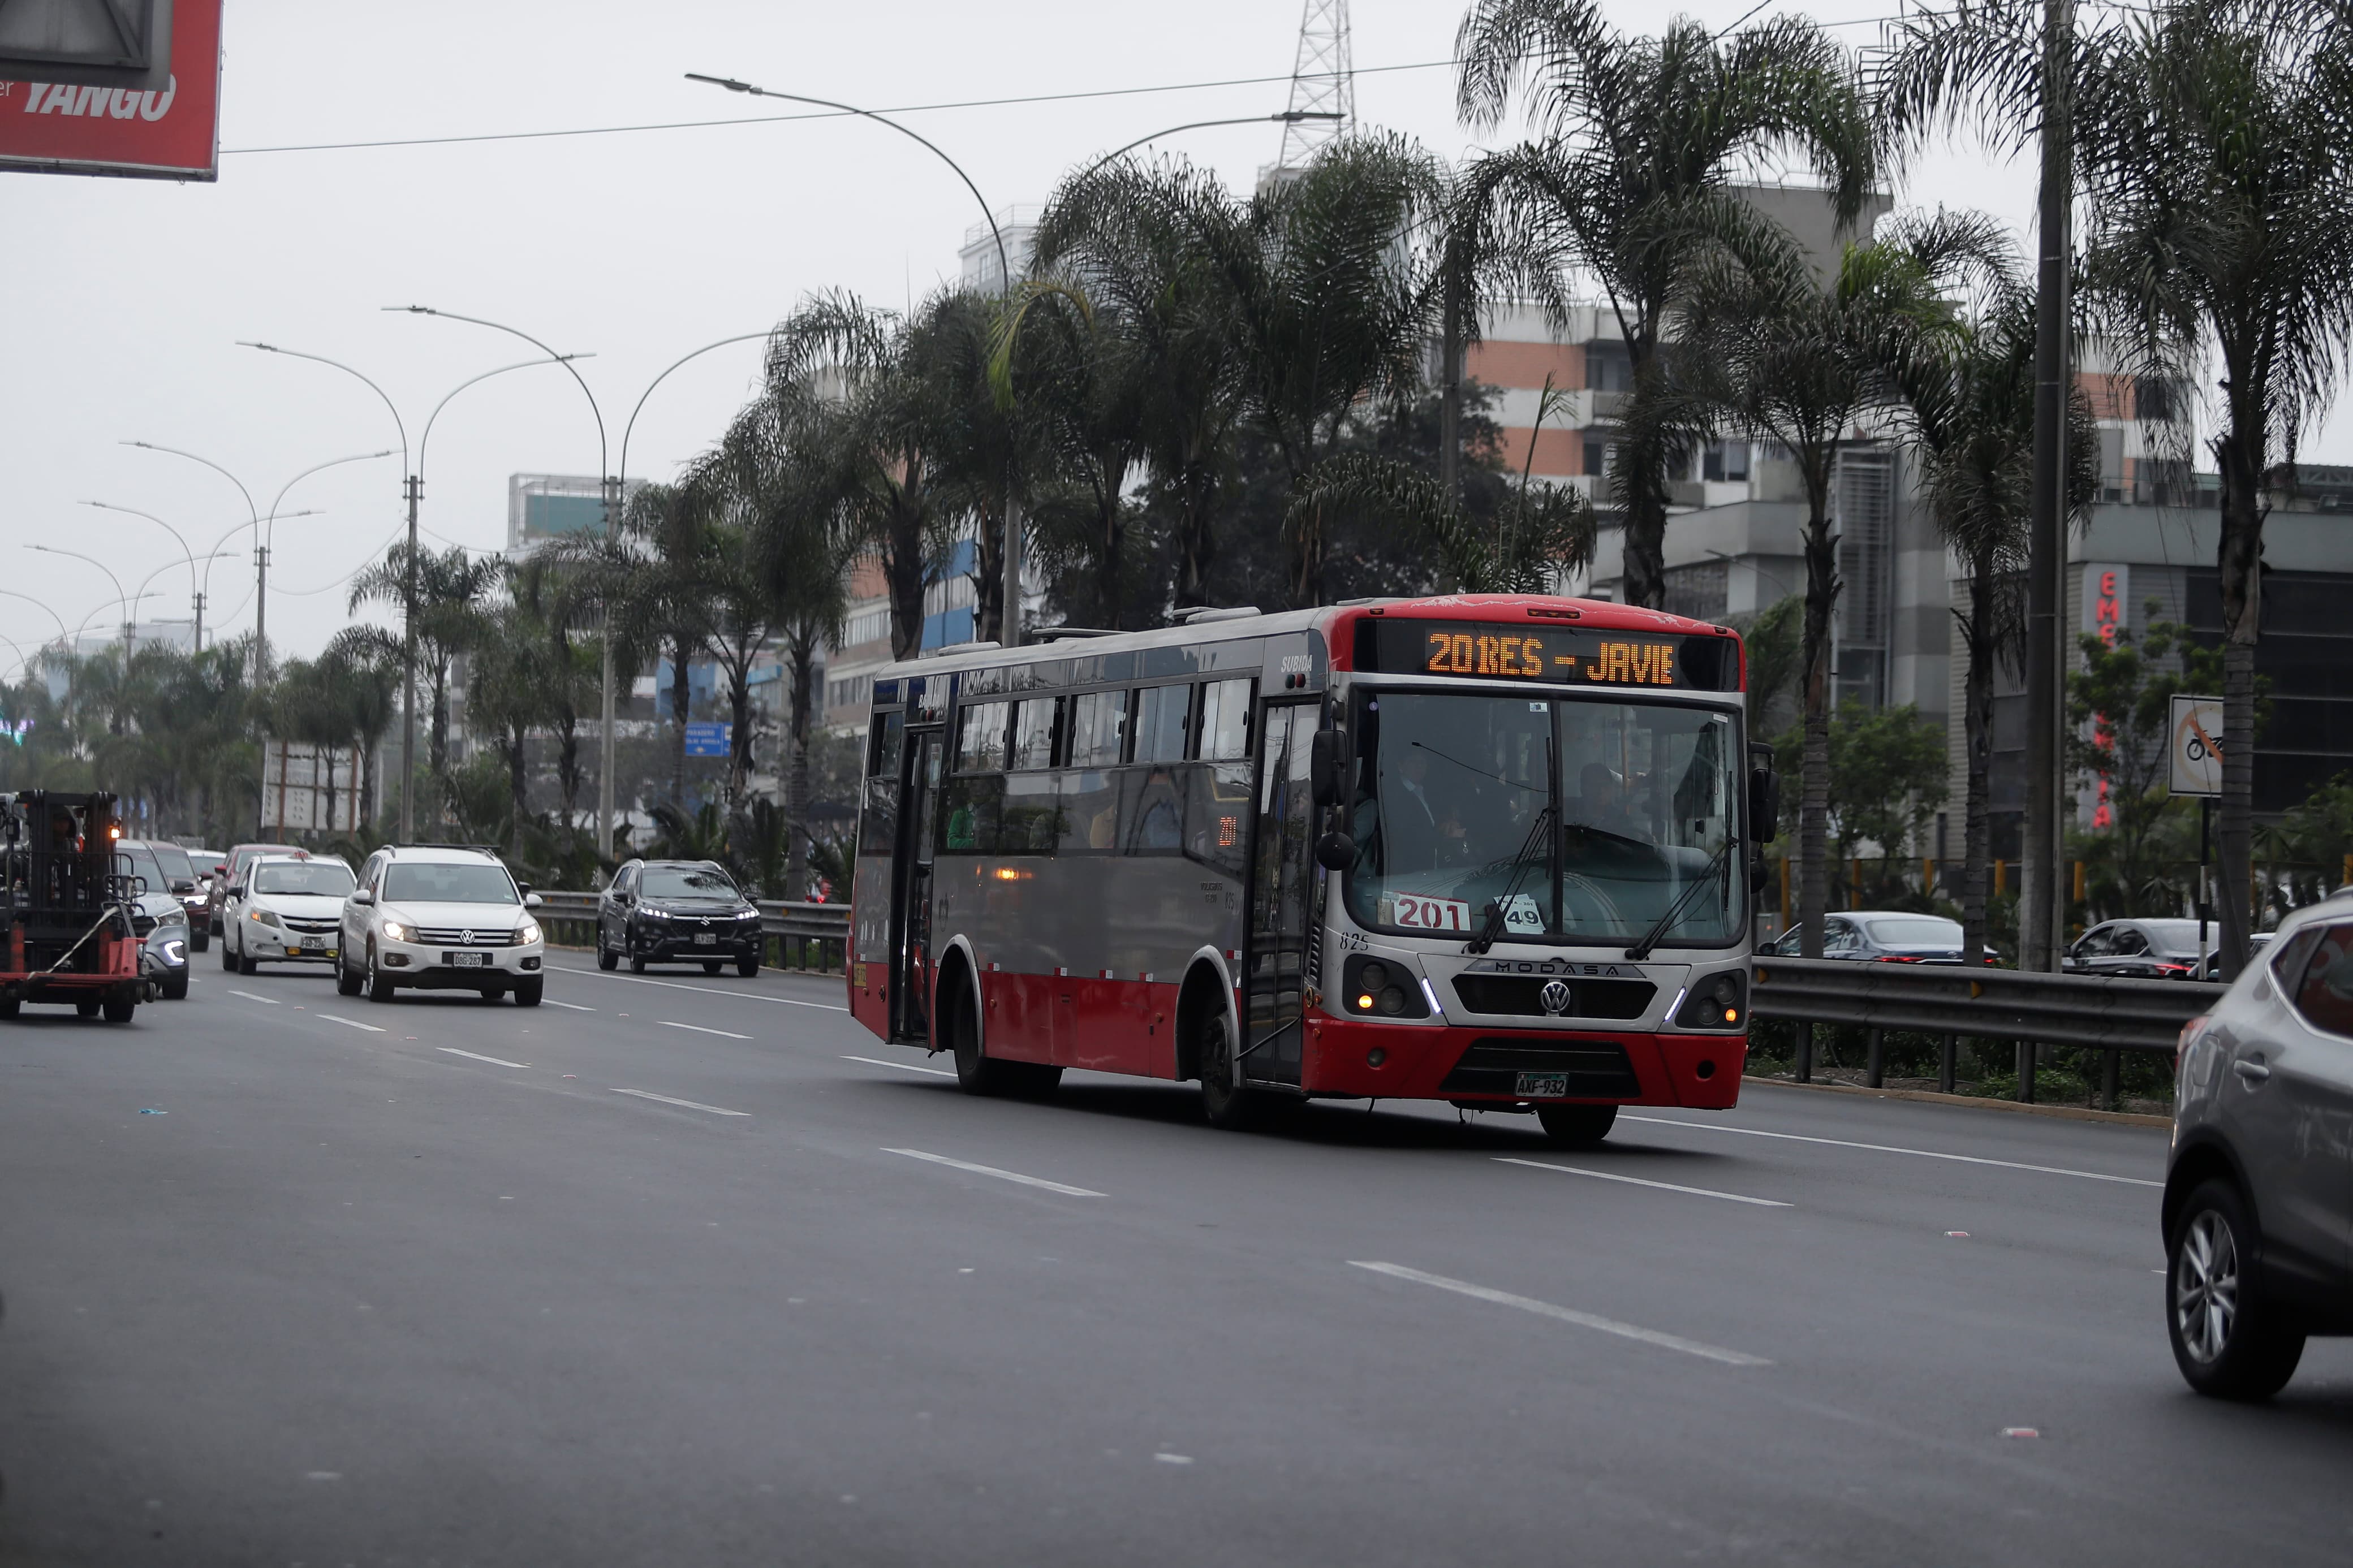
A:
596;859;764;976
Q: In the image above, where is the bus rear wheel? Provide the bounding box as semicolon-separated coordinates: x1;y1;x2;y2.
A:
1537;1103;1617;1148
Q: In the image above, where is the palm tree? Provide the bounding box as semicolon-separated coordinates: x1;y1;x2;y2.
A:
1216;134;1447;607
1028;158;1252;611
2068;1;2353;974
1452;0;1877;610
321;627;402;833
1868;221;2098;967
348;542;501;817
1682;217;1985;958
764;290;958;660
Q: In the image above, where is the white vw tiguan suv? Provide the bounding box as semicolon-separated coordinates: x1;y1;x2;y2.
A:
338;845;547;1006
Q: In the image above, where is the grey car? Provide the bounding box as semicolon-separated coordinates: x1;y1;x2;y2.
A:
1763;911;1989;964
2165;891;2353;1398
2066;918;2214;979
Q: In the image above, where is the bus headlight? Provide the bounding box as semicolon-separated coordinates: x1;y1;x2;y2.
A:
1675;969;1747;1030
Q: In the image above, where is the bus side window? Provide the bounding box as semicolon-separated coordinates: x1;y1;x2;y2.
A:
1010;697;1060;771
1199;679;1254;762
1133;684;1191;764
858;711;907;860
1069;690;1128;768
955;701;1010;773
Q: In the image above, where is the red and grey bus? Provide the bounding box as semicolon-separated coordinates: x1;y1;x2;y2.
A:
847;593;1774;1146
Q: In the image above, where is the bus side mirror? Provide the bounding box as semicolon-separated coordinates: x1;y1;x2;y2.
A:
1315;831;1356;872
1749;770;1781;843
1310;731;1350;807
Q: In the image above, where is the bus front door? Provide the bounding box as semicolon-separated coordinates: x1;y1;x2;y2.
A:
892;728;943;1042
1243;704;1315;1087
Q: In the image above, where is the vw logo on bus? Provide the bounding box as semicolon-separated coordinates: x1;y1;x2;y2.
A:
1540;980;1572;1016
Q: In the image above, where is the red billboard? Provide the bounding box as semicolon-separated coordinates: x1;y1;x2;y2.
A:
0;0;218;181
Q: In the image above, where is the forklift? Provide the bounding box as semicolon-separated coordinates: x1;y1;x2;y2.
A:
0;791;146;1022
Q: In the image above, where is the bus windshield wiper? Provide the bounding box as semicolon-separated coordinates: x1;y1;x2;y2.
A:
1466;804;1554;956
1624;836;1736;961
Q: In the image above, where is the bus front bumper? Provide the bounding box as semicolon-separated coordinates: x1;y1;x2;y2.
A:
1303;1016;1744;1109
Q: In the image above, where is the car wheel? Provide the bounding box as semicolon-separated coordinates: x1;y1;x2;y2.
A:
703;960;722;975
161;973;189;1001
1196;1001;1261;1129
219;931;238;971
237;947;257;977
365;944;395;1004
189;927;209;954
480;983;506;1003
1536;1103;1618;1148
335;951;362;997
736;954;759;978
2168;1178;2305;1400
596;928;618;972
75;998;100;1019
629;953;647;974
514;978;543;1007
102;993;135;1023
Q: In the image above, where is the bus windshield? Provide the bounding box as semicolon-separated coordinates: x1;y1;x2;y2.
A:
1345;690;1743;948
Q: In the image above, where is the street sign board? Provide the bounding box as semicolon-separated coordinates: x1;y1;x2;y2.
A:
2169;694;2224;798
683;722;731;758
0;0;215;180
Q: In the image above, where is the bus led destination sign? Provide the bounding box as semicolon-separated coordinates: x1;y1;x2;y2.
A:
1361;620;1737;691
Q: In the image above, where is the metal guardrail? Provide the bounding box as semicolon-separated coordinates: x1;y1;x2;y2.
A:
1751;955;2226;1107
533;891;851;973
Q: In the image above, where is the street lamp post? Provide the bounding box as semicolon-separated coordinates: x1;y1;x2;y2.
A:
26;545;134;652
686;74;1027;650
390;306;617;854
124;441;260;677
80;502;209;650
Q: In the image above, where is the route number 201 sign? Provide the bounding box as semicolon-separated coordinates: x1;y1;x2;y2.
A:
1380;892;1472;931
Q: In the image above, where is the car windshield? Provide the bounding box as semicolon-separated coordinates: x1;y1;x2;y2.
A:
385;862;517;905
254;860;356;897
641;866;741;900
1344;690;1742;947
1865;917;1962;947
150;843;194;882
118;843;166;892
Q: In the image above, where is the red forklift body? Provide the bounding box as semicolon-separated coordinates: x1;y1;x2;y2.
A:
0;791;145;1020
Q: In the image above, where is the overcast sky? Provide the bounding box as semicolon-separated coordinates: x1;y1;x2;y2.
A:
5;0;2335;672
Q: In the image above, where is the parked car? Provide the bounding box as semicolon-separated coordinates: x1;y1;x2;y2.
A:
1761;912;1992;964
206;842;305;939
338;844;546;1005
2065;918;2220;978
114;840;191;999
2165;889;2353;1399
2196;932;2273;981
221;854;356;974
596;858;764;976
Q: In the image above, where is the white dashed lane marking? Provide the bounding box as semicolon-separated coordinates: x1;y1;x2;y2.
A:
844;1054;954;1078
314;1013;386;1034
658;1021;751;1040
882;1148;1104;1198
227;990;279;1005
1492;1157;1791;1208
1620;1115;2164;1189
610;1088;750;1117
1350;1262;1770;1367
439;1047;532;1070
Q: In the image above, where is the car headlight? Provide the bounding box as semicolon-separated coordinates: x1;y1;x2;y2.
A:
162;939;185;961
248;907;282;927
518;919;542;944
641;907;669;919
381;920;410;942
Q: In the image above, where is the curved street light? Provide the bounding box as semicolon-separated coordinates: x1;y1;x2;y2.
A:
27;544;135;653
389;305;616;851
686;73;1031;658
81;500;210;649
1074;110;1342;184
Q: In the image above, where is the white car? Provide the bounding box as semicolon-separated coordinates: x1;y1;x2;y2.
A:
221;854;357;975
337;845;546;1007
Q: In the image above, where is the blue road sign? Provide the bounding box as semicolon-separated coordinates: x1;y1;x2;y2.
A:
683;721;731;758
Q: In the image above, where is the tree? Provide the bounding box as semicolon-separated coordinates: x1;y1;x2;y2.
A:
2067;610;2205;914
1683;215;1988;957
764;290;959;660
1869;226;2097;972
1029;158;1252;611
320;627;402;833
348;542;499;818
1453;0;1876;610
2072;1;2353;974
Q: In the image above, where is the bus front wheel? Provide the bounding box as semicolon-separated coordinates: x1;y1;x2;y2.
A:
1197;1005;1264;1130
1537;1103;1617;1148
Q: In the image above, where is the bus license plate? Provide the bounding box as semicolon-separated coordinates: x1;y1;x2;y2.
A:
1516;1072;1569;1098
449;952;489;967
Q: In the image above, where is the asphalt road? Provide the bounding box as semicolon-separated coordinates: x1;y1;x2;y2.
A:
3;953;2350;1567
